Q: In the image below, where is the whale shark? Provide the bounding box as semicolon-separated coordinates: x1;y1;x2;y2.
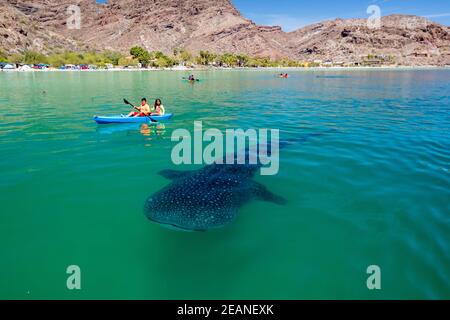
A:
144;131;333;232
145;162;285;232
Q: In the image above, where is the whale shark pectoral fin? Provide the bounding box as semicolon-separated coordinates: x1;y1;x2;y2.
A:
158;169;191;180
253;182;287;205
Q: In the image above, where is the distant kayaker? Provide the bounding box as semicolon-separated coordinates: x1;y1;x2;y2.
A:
128;98;151;117
151;99;166;116
188;75;196;81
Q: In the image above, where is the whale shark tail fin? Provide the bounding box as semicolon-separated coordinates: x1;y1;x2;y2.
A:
253;182;287;205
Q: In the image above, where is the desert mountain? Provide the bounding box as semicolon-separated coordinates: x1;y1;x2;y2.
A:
0;0;92;54
1;0;450;65
287;15;450;65
2;0;288;58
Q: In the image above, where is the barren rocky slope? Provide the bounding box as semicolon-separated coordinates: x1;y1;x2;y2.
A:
3;0;288;58
287;15;450;65
1;0;450;65
0;0;91;54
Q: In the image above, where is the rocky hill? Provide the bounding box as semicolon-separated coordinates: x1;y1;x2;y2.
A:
287;15;450;65
0;0;90;54
1;0;450;66
2;0;288;58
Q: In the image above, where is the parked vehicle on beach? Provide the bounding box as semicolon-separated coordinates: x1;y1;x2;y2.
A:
1;63;16;70
18;65;33;72
62;64;78;70
33;64;49;70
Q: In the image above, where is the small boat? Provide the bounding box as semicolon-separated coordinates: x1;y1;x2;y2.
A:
182;78;200;82
93;114;173;124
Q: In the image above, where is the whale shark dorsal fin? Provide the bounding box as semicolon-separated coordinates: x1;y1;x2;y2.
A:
158;169;191;180
253;182;287;205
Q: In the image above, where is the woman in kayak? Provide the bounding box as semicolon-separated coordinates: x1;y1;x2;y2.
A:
151;99;166;116
128;98;151;117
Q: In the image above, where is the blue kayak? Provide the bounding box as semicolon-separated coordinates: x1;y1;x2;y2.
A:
93;114;173;124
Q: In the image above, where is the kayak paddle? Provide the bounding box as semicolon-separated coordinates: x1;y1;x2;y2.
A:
123;98;157;123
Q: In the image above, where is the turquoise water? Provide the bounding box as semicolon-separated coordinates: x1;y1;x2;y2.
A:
0;69;449;299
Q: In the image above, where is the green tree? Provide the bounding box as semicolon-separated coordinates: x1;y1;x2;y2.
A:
130;46;151;66
8;53;25;64
197;51;217;65
47;53;66;67
276;58;299;67
258;57;272;67
23;51;48;64
103;51;124;66
156;56;170;68
118;56;139;67
218;53;239;67
130;46;146;58
179;50;193;65
61;51;84;65
236;54;249;67
0;51;8;62
155;53;176;68
153;51;166;59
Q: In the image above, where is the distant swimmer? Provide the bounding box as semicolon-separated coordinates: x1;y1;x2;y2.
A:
183;75;199;82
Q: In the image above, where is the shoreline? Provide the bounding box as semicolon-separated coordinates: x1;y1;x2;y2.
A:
1;65;449;73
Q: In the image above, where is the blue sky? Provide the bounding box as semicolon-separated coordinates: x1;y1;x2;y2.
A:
96;0;450;31
233;0;450;31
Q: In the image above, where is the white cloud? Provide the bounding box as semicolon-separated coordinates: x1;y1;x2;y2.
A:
424;13;450;18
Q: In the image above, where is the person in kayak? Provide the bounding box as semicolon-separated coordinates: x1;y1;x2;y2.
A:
128;98;151;117
151;99;166;116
